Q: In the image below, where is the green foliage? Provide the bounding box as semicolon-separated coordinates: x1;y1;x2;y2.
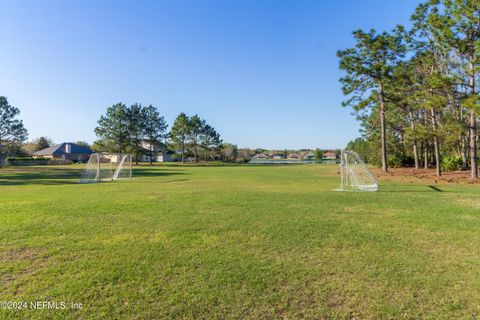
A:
0;96;28;157
170;113;222;163
340;0;480;176
441;156;463;171
142;105;168;147
387;154;415;168
32;136;54;151
94;103;168;159
6;157;45;161
75;141;91;149
313;149;322;161
200;121;222;162
5;157;49;166
221;143;238;162
169;113;191;162
346;138;380;165
189;115;203;162
94;103;130;153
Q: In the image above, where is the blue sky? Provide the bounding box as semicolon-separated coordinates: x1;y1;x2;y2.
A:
0;0;421;149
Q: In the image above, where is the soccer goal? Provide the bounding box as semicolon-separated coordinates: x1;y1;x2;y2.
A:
336;150;378;192
80;153;132;183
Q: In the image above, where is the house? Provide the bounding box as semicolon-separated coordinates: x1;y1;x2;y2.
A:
253;154;269;159
33;143;93;162
288;153;301;160
323;151;337;159
304;152;315;160
272;154;286;160
139;141;175;162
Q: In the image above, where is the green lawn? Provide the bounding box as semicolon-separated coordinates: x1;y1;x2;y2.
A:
1;164;480;319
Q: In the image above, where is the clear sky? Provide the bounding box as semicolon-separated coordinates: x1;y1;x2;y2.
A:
0;0;422;150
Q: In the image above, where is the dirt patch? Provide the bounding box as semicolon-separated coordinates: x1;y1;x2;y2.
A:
456;198;480;209
0;247;49;290
0;247;39;262
371;168;480;185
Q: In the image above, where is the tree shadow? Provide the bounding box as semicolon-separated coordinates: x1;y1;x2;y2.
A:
0;166;186;186
133;167;188;178
378;184;448;193
0;167;81;186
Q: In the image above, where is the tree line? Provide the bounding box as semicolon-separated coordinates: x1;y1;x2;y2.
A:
338;0;480;178
0;96;28;161
94;103;222;163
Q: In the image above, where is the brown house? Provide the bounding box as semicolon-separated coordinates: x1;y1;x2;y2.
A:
323;151;337;159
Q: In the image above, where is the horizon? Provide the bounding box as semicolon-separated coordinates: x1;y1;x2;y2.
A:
1;0;421;150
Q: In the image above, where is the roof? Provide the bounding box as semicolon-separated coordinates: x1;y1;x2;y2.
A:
33;143;93;156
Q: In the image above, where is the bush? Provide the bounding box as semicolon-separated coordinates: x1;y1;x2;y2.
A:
6;157;46;161
5;157;72;166
387;154;415;168
48;159;73;165
441;156;463;171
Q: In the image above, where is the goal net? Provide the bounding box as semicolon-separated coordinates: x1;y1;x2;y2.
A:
80;153;132;183
336;150;378;192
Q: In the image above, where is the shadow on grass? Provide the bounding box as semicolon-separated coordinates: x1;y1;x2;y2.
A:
133;167;188;178
136;162;316;168
0;166;186;186
378;184;448;193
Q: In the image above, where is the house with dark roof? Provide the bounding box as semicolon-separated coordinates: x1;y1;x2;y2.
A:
33;143;93;162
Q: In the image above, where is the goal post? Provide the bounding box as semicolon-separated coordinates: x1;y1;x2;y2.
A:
80;153;132;183
336;150;378;192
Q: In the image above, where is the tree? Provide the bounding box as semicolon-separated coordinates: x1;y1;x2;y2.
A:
313;149;323;161
170;113;191;163
200;120;222;163
94;103;130;153
439;0;480;178
33;136;54;151
76;141;91;149
143;105;168;165
221;143;238;162
0;97;28;163
189;115;203;163
127;103;146;164
337;28;406;172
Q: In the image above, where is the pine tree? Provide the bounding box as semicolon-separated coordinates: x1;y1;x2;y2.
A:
337;27;406;172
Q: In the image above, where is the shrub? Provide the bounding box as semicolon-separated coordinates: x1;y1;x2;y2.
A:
6;157;46;161
441;156;463;171
387;154;415;168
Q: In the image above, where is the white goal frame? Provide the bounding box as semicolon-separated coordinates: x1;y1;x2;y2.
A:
336;150;378;192
80;153;133;183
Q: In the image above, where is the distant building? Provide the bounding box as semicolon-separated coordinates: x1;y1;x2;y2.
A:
33;143;93;162
139;141;175;162
288;153;301;159
305;152;315;160
253;154;269;159
272;154;286;160
323;151;337;159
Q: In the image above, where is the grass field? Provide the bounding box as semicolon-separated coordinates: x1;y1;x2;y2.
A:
1;164;480;319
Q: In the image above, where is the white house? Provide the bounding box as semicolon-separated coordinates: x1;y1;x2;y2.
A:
139;141;175;162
